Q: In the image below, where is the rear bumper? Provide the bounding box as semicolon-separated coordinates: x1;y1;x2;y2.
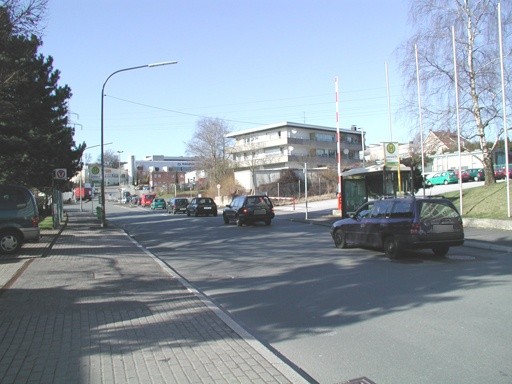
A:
401;235;464;249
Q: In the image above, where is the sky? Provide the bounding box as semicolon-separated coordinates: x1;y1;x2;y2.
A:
39;0;413;165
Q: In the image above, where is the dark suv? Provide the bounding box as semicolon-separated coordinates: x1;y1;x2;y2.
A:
186;197;217;217
167;198;189;214
0;185;40;254
223;195;275;226
330;196;464;259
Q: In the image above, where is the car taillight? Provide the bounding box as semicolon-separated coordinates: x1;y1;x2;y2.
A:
242;208;249;215
410;223;420;234
32;216;39;227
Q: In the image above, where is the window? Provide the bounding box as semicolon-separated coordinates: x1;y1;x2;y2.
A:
420;201;459;220
317;133;335;142
391;201;414;218
370;200;393;218
356;202;375;219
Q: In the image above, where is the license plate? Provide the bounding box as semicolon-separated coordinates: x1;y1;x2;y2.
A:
204;207;211;210
432;224;453;233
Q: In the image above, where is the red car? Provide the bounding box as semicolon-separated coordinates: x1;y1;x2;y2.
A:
140;193;156;207
454;169;470;182
500;166;512;179
494;168;506;180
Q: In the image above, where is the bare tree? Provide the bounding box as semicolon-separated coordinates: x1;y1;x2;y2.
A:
399;0;512;185
1;0;48;37
185;117;232;185
96;149;120;169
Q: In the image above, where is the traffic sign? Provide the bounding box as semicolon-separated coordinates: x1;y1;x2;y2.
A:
53;168;67;180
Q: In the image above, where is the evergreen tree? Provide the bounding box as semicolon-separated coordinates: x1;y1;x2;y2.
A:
0;6;84;191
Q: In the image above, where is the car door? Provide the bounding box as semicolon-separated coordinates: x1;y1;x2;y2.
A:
225;196;241;220
363;200;393;247
344;202;374;245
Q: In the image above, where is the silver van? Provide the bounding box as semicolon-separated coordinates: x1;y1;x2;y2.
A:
0;185;40;254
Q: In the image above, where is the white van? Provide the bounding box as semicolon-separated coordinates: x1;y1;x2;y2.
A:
0;185;40;254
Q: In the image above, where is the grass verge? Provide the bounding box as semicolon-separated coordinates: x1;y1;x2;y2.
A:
442;182;512;220
39;216;54;230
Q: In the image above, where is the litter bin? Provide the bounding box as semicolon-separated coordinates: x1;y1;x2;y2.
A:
96;206;102;220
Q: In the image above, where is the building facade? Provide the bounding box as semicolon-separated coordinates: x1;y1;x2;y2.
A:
128;155;196;186
225;121;364;190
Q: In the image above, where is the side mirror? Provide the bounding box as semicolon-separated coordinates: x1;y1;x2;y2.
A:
226;204;231;208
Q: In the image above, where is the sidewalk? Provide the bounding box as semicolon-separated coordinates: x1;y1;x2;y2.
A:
0;210;310;384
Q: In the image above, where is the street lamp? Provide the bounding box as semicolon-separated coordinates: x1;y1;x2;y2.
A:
117;150;123;201
79;142;113;212
359;128;366;167
100;60;178;227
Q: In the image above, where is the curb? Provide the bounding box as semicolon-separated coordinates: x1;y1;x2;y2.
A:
462;239;511;254
463;217;512;230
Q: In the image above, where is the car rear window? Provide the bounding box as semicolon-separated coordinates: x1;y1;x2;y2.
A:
419;201;460;220
246;196;272;207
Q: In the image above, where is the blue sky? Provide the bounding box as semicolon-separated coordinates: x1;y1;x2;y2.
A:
40;0;412;164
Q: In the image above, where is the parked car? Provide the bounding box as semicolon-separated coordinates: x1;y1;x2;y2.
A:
122;191;132;203
425;171;458;186
167;198;189;214
467;168;484;181
223;195;275;226
186;197;217;216
501;166;512;179
130;195;140;206
454;169;470;182
0;185;40;255
140;193;156;207
494;167;506;180
330;196;464;259
150;198;166;210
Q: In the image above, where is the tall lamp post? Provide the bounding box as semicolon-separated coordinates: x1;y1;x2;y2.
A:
117;150;124;202
100;61;178;227
79;142;112;212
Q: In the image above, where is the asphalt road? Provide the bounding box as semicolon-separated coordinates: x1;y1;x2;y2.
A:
104;197;512;384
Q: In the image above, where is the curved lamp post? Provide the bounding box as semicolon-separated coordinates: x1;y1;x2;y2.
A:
100;61;178;227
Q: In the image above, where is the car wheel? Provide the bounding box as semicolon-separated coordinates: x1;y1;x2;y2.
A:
384;236;401;259
264;219;271;225
236;215;243;226
444;180;448;185
333;230;347;249
0;231;22;255
187;211;191;217
432;246;449;257
223;215;229;224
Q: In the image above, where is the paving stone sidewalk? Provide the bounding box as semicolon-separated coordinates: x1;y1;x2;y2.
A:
0;211;309;384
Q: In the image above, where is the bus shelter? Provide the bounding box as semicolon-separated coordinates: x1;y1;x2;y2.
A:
340;164;418;216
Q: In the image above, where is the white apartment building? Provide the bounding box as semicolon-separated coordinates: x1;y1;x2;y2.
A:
225;121;363;190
